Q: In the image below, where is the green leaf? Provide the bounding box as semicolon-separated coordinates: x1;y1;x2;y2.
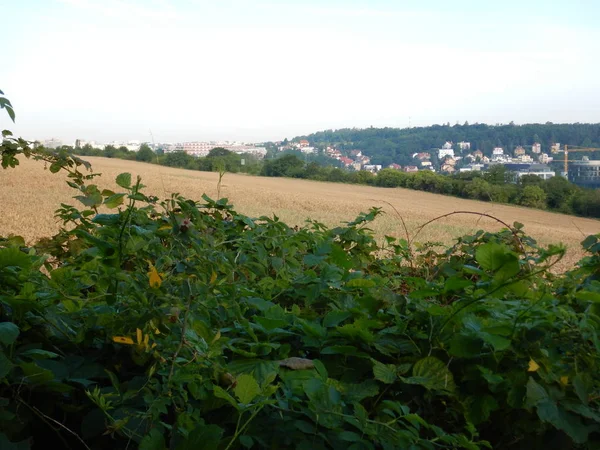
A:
475;242;509;271
0;248;32;270
525;377;548;407
448;334;483;358
177;424;223;450
481;333;511;351
405;356;456;393
49;162;62;173
140;428;166;450
19;362;55;384
338;431;362;441
323;311;352;327
575;290;600;303
92;214;121;225
239;435;254;448
346;278;376;288
212;385;239;409
4;105;15;122
492;257;520;283
464;394;499;425
234;373;261;404
573;373;592;405
104;193;126;209
303;254;325;266
116;172;132;189
0;322;19;346
372;359;396;384
0;352;12;378
444;276;473;292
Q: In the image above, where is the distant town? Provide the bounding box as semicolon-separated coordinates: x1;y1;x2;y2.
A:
38;135;600;189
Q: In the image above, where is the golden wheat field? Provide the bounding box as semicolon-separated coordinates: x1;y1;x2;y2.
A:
1;156;598;270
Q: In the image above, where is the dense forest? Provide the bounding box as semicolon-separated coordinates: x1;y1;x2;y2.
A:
294;123;600;166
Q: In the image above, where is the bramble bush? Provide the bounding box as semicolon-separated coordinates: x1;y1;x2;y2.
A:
1;94;600;449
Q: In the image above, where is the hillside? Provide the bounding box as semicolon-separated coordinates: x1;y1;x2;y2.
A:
0;156;597;271
292;123;600;166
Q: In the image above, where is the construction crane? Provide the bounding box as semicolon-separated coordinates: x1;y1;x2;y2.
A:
563;145;600;174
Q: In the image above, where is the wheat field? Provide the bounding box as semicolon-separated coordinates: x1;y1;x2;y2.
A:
1;156;598;270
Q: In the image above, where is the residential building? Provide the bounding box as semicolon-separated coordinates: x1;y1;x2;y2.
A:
538;153;552;163
421;161;432;168
458;141;471;151
438;148;455;159
532;143;541;154
404;166;419;173
441;164;456;173
438;142;454;159
514;146;526;156
493;147;504;156
43;138;63;149
516;154;534;163
551;143;561;153
300;146;315;154
350;150;362;158
363;164;382;173
339;157;354;166
388;163;402;170
299;140;310;147
352;162;362;171
444;157;457;166
414;152;431;160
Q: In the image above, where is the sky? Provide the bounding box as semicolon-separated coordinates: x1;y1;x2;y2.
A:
2;0;600;143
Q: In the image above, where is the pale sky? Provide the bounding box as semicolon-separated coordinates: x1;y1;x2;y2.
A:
2;0;599;143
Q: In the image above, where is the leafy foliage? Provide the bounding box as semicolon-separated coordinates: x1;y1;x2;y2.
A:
1;92;599;449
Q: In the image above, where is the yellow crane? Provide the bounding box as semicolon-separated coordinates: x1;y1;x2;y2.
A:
563;145;600;174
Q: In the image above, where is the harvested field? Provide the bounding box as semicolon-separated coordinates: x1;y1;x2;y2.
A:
1;156;598;271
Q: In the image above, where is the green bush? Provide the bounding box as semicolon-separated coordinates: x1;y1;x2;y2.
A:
0;155;599;449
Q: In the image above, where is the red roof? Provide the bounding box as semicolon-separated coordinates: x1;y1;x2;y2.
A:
339;157;354;165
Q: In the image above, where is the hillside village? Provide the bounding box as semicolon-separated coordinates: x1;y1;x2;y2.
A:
277;138;561;181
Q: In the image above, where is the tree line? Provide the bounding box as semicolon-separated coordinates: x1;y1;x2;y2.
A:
65;144;600;219
73;143;264;174
262;155;600;219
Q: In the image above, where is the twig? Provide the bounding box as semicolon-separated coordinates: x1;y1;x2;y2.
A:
17;396;91;450
571;219;587;239
33;406;92;450
372;199;411;246
411;210;527;256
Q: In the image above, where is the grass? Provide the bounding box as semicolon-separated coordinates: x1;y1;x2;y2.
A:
1;156;598;271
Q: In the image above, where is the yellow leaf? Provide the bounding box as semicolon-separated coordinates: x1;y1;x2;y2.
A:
158;225;171;231
528;359;540;372
147;262;162;288
113;336;134;345
210;270;217;284
560;376;569;386
136;328;143;345
211;330;221;344
144;333;150;348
